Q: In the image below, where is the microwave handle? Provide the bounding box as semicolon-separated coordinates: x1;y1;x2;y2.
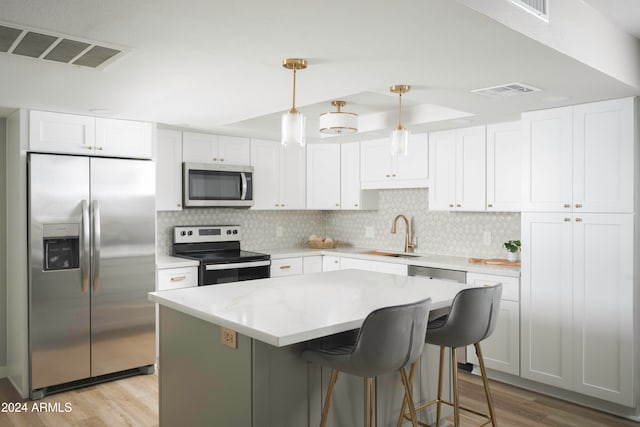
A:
241;172;247;200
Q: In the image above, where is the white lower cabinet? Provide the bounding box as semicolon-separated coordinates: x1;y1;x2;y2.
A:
326;256;408;276
521;213;634;406
466;273;520;376
270;258;304;277
271;256;323;277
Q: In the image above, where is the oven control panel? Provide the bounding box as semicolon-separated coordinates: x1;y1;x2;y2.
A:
174;225;241;244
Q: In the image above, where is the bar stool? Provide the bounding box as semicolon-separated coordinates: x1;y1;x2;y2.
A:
398;285;502;427
302;298;432;427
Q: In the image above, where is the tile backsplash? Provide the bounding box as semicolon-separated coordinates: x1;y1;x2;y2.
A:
157;189;520;258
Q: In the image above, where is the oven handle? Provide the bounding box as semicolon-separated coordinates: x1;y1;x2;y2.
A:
205;260;271;271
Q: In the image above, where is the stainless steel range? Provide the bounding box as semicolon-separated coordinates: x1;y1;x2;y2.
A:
172;225;271;285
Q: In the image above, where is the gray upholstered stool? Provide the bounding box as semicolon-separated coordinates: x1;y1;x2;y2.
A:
302;298;432;427
398;285;502;427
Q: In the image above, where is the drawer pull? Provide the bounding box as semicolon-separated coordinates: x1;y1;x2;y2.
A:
575;218;583;222
279;265;291;270
170;275;186;282
563;203;571;208
575;203;582;208
564;217;571;222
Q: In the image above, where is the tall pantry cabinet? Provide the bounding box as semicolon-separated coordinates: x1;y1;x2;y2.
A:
520;97;637;408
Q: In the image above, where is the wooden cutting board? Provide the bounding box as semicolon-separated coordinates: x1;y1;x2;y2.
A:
468;257;521;267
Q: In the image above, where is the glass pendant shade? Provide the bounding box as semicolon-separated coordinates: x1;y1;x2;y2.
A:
390;128;409;156
281;111;306;147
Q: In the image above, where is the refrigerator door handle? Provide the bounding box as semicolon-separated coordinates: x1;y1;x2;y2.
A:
81;200;90;293
92;200;101;292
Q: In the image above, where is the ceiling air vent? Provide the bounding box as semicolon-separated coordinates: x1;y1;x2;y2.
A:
510;0;549;22
471;82;541;98
0;22;126;69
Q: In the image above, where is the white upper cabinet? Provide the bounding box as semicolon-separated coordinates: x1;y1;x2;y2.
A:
306;144;341;209
360;133;428;189
306;142;378;210
29;110;152;159
95;117;153;158
486;121;521;211
155;129;183;211
522;98;634;213
340;142;378;210
250;139;305;210
429;126;486;211
182;132;250;165
572;98;634;213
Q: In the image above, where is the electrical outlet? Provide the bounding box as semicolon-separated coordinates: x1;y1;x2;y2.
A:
483;231;492;246
276;226;283;237
221;327;237;349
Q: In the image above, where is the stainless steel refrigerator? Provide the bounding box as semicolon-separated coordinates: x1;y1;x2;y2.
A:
28;153;156;398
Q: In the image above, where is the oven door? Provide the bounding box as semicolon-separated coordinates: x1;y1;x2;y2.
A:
201;260;270;285
183;163;253;208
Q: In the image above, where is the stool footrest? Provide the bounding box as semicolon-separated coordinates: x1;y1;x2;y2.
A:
402;398;493;427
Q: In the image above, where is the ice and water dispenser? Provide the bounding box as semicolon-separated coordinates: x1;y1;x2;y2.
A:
42;223;80;271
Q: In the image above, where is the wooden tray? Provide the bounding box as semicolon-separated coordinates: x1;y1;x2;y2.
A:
468;257;520;267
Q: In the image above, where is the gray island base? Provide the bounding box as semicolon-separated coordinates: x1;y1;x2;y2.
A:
151;270;468;427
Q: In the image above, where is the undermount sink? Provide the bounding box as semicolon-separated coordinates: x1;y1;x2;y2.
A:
359;250;422;258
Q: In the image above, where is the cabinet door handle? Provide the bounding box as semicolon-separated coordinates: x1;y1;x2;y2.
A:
391;174;396;177
456;204;461;207
563;203;571;208
170;275;186;282
96;146;104;151
85;146;93;150
213;158;218;161
487;204;493;208
449;204;454;208
279;265;291;270
575;218;583;222
335;204;339;207
354;204;358;207
575;204;582;208
220;158;224;162
177;203;181;207
386;174;390;178
564;217;571;222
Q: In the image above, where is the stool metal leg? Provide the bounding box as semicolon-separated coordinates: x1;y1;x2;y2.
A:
399;367;419;427
397;360;418;427
366;377;373;427
451;347;460;427
474;342;498;427
320;369;339;427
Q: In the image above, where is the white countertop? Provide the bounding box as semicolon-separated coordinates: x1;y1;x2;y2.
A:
149;269;470;347
267;246;521;278
156;255;199;269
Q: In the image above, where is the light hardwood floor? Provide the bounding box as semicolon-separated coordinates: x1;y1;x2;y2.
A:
0;370;637;426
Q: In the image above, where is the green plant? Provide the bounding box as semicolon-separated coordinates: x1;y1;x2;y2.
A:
503;240;521;253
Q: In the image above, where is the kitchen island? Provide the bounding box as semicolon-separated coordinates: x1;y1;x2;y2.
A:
149;269;471;427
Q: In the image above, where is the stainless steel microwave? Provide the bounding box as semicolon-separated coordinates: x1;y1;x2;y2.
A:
183;163;254;208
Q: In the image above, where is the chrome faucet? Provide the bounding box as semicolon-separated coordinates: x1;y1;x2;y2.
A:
390;214;416;253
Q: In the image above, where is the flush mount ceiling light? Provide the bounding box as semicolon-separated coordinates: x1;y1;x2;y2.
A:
319;100;358;135
281;58;307;147
390;84;410;156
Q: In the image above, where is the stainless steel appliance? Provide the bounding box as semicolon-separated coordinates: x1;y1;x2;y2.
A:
183;163;253;208
408;265;470;366
172;225;270;285
28;153;156;399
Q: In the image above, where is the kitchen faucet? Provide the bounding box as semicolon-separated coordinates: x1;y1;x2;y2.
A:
390;214;416;253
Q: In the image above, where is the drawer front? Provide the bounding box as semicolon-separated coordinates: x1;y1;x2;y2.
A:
270;257;303;277
466;272;519;301
157;267;198;291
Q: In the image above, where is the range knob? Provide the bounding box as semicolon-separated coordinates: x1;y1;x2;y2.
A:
226;230;232;235
180;231;186;236
232;229;238;235
187;231;193;236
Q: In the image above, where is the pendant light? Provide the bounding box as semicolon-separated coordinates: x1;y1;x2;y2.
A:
281;58;307;147
319;100;358;135
390;84;410;156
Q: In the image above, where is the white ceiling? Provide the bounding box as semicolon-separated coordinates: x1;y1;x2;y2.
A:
1;0;639;142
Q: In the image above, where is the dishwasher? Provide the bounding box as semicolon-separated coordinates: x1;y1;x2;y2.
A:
408;265;471;369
